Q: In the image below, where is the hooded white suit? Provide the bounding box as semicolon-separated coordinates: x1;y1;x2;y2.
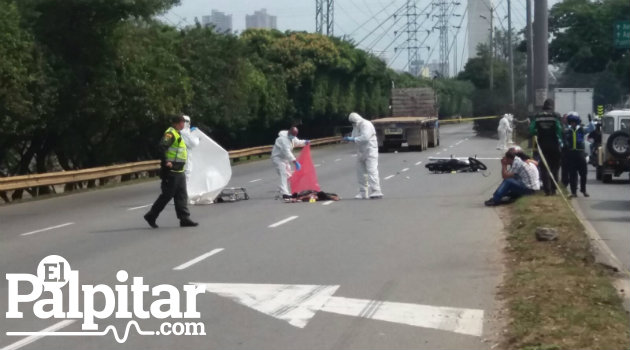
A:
271;130;306;196
497;114;513;150
180;115;200;183
349;112;382;198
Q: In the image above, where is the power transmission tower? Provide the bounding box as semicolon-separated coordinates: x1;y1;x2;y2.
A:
398;1;430;76
316;0;334;36
433;0;459;77
405;0;421;76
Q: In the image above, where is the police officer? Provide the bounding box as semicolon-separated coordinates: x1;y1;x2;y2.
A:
564;112;589;197
529;98;563;195
144;115;199;228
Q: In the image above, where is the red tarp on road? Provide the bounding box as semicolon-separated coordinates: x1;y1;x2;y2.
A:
289;144;320;193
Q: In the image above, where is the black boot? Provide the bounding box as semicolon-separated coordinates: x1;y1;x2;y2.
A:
144;213;158;228
180;218;199;227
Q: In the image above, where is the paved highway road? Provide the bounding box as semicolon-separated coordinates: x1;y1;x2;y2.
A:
1;124;507;350
575;168;630;271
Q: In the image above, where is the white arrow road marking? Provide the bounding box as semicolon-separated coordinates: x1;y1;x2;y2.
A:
20;223;75;236
321;297;484;337
192;283;340;328
192;283;484;336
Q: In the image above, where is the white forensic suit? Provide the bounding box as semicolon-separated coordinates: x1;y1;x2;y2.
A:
497;114;513;150
506;113;515;145
348;112;383;199
180;115;200;183
271;130;306;196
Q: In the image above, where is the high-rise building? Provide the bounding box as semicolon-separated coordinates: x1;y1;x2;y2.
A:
467;0;492;58
201;10;232;33
245;9;277;30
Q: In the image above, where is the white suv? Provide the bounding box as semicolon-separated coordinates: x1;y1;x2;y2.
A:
596;110;630;183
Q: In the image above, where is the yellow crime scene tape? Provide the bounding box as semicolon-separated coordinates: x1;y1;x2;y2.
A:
439;115;499;123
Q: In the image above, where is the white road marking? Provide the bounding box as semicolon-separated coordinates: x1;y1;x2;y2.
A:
351;154;358;157
415;161;423;166
1;320;76;350
334;158;342;162
475;157;501;160
192;283;340;328
322;297;484;337
443;148;448;152
192;282;484;336
314;164;321;167
127;204;150;211
173;248;224;270
436;152;441;155
384;175;395;180
249;179;262;183
449;145;454;148
268;216;299;228
322;201;334;206
401;168;409;172
20;222;75;237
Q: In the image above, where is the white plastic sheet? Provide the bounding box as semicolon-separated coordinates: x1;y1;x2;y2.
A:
187;130;232;204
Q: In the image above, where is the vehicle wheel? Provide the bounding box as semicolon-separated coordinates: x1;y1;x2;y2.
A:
606;130;630;158
468;157;487;171
595;166;602;180
378;146;388;153
602;173;613;183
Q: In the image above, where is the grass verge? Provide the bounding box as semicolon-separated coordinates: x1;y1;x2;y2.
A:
500;194;630;350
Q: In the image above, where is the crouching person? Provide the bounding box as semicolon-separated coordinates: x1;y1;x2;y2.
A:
485;149;540;206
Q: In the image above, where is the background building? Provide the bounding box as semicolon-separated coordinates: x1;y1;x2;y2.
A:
245;9;277;30
201;10;232;33
467;0;492;58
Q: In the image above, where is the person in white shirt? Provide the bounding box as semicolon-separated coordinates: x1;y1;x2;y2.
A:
485;149;540;206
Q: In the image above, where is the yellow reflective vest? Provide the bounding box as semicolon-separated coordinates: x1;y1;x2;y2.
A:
164;127;187;172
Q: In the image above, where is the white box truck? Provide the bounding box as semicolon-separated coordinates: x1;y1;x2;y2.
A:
553;88;594;118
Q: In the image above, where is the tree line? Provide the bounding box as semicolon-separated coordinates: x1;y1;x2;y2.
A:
0;0;474;182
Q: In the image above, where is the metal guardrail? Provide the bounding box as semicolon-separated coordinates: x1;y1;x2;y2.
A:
0;136;342;193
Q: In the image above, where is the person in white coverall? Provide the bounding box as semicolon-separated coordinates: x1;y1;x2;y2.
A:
271;127;309;199
344;112;383;199
180;115;200;183
497;113;513;150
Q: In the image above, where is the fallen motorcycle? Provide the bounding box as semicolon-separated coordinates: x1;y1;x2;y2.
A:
425;156;487;173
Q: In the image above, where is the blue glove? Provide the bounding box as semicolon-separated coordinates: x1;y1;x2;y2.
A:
294;161;301;171
190;126;197;132
344;136;355;142
304;140;310;145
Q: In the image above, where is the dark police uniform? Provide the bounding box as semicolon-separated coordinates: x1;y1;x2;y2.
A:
144;126;195;227
529;111;563;195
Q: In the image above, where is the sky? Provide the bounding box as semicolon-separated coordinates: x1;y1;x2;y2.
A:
161;0;561;75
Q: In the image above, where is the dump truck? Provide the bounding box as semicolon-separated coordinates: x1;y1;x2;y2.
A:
372;87;439;152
